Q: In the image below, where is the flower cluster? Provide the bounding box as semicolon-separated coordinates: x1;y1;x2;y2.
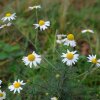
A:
0;5;43;98
55;30;100;67
0;12;16;29
56;33;76;47
61;47;100;67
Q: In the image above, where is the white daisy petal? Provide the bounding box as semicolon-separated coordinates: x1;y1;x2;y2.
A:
81;29;94;34
29;62;33;68
45;21;50;26
0;80;2;85
33;24;39;29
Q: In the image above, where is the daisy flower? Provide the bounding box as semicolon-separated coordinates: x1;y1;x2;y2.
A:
0;90;6;100
87;55;100;67
61;50;79;66
81;29;94;34
56;34;66;44
29;5;41;10
8;79;25;94
22;51;41;68
51;97;58;100
1;13;16;22
33;20;50;31
63;34;76;47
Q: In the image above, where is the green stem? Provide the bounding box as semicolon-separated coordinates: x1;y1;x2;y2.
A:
35;9;39;49
43;57;56;69
87;33;93;53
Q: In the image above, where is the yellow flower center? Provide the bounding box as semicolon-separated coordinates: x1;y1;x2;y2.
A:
39;20;45;26
91;58;97;64
66;52;74;60
87;30;90;32
14;82;21;88
6;13;11;17
0;93;3;97
28;54;35;61
67;34;74;40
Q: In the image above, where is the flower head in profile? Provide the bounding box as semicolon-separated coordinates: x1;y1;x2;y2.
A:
33;20;50;31
1;13;16;22
0;80;2;85
81;29;94;34
0;22;12;29
8;79;25;94
87;55;100;67
55;74;60;78
0;90;6;100
22;51;41;68
51;97;58;100
6;22;12;26
61;50;79;66
29;5;41;10
0;80;2;88
63;34;76;47
56;34;66;44
0;24;6;29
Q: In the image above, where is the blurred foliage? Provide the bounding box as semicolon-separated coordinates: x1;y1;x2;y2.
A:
0;0;100;100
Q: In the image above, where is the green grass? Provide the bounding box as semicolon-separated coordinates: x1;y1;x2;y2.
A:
0;0;100;100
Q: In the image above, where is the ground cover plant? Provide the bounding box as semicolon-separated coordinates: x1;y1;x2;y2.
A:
0;0;100;100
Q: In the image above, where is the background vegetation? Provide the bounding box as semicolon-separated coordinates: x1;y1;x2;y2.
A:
0;0;100;100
